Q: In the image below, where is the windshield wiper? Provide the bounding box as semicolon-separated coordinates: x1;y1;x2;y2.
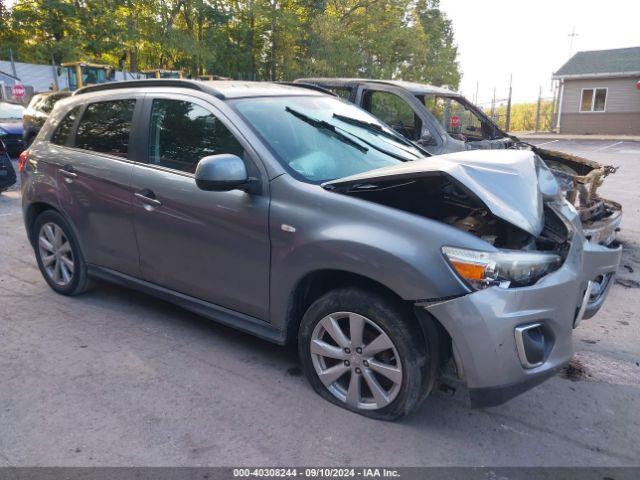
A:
285;107;368;153
332;113;424;159
332;114;413;147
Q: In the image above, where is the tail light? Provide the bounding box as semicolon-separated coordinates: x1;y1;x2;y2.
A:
18;149;29;173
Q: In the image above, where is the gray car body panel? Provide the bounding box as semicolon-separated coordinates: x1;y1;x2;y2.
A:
21;80;621;407
423;202;621;397
324;150;547;237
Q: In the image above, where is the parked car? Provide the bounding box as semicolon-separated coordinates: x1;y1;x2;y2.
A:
295;78;622;248
22;91;72;147
0;101;26;158
0;139;17;193
20;80;620;420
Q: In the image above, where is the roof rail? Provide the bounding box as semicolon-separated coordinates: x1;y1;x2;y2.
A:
73;79;225;98
278;82;337;96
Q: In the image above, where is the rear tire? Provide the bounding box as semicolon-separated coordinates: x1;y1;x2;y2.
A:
32;210;91;296
298;287;436;420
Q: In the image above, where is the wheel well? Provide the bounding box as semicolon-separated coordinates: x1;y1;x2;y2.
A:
285;269;437;343
25;202;57;245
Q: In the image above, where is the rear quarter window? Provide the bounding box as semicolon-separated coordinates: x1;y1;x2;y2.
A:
51;106;81;146
75;99;136;158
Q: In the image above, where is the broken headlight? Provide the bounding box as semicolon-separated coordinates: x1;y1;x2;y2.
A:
442;246;562;290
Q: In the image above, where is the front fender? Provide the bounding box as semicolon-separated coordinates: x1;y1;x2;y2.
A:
268;175;492;331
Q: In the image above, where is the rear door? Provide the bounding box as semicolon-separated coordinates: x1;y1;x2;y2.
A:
130;93;271;320
52;96;141;276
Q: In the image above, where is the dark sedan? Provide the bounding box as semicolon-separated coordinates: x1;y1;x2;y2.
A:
22;92;71;147
0;101;26;158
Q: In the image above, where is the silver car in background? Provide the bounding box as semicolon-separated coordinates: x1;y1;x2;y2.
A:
20;80;620;419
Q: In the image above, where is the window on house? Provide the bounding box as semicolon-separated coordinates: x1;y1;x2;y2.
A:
580;88;607;112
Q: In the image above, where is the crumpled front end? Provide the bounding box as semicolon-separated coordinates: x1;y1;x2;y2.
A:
533;147;621;246
420;201;621;407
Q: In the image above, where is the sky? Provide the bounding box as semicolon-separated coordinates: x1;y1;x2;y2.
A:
439;0;640;104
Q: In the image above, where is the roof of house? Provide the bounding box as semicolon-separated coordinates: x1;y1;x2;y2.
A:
554;46;640;79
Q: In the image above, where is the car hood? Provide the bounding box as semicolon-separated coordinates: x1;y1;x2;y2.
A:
0;120;23;135
323;150;559;237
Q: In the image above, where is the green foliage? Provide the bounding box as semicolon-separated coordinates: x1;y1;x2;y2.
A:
488;100;555;132
0;0;461;87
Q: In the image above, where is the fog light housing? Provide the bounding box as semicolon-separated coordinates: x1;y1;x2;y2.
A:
515;323;552;368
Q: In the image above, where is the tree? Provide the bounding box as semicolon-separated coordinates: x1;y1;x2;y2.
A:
1;0;462;87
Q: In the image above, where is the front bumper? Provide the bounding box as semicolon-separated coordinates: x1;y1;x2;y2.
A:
421;203;621;407
582;199;622;247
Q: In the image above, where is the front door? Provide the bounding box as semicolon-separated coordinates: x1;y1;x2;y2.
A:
130;95;271;320
356;85;446;154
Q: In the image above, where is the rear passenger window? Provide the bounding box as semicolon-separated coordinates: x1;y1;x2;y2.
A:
75;100;136;157
51;106;81;146
148;99;244;173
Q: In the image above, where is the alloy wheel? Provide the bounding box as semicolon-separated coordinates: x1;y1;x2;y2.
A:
38;222;75;287
310;311;403;410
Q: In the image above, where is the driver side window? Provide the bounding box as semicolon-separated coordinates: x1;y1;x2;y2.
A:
148;99;245;173
364;91;422;141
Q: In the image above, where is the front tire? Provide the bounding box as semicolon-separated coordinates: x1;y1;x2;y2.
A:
298;287;435;420
33;210;91;296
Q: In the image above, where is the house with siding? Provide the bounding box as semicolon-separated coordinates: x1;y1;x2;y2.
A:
553;46;640;135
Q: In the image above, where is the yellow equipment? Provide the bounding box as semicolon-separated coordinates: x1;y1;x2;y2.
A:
62;62;114;91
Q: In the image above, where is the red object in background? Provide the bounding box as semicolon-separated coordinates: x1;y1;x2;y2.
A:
18;149;29;173
450;116;461;128
12;84;25;98
636;80;640;90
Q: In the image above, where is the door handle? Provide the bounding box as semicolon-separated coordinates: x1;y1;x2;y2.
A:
135;190;162;210
60;166;77;182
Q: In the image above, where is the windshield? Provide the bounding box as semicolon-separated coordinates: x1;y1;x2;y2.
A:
232;96;423;183
419;95;501;141
0;102;25;119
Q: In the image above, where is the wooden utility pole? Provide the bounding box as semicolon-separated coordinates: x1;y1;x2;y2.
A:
490;87;496;122
9;48;17;78
535;85;542;132
50;54;59;91
505;74;513;132
568;27;579;56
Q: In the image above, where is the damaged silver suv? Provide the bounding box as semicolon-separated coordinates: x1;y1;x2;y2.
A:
20;80;621;420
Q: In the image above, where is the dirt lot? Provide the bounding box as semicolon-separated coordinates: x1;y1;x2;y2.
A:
1;140;639;466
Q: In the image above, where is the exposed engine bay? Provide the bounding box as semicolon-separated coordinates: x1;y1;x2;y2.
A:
327;172;570;256
515;145;622;246
532;146;618;221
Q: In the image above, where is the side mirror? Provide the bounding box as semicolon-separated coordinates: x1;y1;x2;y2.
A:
195;154;248;192
416;130;435;147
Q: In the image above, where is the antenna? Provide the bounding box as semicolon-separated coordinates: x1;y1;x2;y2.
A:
568;26;579;56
